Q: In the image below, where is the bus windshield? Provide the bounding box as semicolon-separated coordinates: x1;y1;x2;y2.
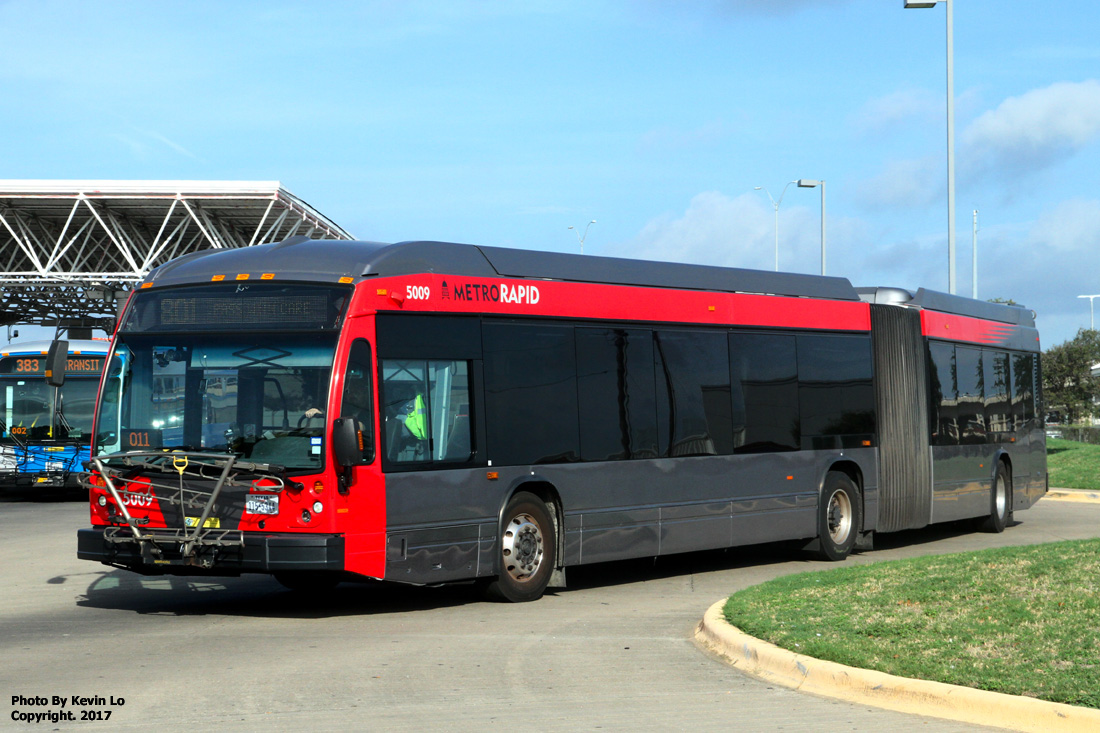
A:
1;376;99;443
95;333;341;471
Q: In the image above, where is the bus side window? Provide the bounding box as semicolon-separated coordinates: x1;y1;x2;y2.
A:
340;340;375;463
381;359;472;466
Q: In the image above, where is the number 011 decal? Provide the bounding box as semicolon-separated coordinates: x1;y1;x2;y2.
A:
120;429;163;450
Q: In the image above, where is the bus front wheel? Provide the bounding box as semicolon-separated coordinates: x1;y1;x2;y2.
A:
484;492;557;603
817;472;861;562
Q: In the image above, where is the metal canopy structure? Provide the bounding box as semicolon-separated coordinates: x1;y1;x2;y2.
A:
0;180;354;329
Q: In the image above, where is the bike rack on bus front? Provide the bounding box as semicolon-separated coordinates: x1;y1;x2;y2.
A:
86;451;294;568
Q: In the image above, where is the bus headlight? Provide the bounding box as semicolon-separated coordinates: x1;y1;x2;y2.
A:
312;501;323;514
97;495;108;506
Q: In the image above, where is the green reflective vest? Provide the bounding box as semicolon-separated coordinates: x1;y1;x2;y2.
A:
406;394;427;440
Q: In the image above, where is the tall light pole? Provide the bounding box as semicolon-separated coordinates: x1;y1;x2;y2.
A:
972;209;978;299
797;179;826;275
755;181;796;271
904;0;956;294
568;220;596;255
1079;295;1100;330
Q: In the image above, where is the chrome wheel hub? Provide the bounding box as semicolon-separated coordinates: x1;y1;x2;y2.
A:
827;490;853;544
502;513;544;582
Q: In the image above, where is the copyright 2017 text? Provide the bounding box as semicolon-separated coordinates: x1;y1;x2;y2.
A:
10;695;124;723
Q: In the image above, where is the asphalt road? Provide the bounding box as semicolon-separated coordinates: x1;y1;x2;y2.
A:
3;495;1097;732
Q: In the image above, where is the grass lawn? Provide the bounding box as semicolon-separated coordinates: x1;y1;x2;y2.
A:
1047;437;1100;490
723;539;1100;708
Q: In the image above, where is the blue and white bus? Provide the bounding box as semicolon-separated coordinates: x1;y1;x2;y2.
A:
0;339;110;491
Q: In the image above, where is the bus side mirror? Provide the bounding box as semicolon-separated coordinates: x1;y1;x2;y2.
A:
332;418;362;468
45;340;68;388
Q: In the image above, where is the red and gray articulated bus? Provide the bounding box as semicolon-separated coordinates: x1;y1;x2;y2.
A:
77;238;1046;601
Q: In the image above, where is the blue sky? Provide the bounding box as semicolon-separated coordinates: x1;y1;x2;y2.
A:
2;0;1098;347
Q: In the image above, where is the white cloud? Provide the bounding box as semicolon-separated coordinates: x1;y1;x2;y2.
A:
857;155;942;209
975;197;1100;345
852;88;940;135
1026;198;1100;252
858;80;1100;211
963;79;1100;176
608;190;822;273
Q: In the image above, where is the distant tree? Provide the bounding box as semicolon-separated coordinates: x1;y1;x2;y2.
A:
1042;329;1100;423
987;297;1019;306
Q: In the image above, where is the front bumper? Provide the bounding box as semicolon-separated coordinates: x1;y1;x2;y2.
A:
77;526;344;576
0;470;75;489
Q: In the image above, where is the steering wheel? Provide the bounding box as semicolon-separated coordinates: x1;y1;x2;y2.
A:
297;414;320;428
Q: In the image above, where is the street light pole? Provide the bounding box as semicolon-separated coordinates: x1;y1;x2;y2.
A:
1078;295;1100;330
755;181;796;271
797;179;826;275
904;0;956;294
567;220;596;255
972;209;978;299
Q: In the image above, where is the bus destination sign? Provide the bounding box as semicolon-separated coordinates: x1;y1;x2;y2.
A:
0;356;106;376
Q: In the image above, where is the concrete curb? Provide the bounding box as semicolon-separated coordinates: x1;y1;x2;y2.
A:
1044;489;1100;503
696;599;1100;733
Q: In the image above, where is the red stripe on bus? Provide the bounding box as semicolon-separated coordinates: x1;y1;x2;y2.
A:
921;310;1018;345
361;275;872;332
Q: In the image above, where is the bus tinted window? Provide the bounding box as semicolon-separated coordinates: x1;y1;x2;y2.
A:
729;332;799;453
1011;352;1036;429
653;331;733;457
984;350;1011;438
340;340;375;464
381;359;471;465
576;327;659;461
483;322;579;465
797;334;875;449
928;341;957;446
956;347;985;444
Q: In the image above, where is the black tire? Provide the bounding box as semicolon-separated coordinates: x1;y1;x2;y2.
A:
816;471;861;562
484;492;556;603
980;463;1011;533
273;571;340;592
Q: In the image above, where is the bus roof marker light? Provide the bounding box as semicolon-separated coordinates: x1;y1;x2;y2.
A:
261;273;275;280
211;275;225;282
339;276;354;284
236;273;250;281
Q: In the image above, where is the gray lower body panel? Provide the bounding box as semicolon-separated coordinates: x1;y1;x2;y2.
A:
383;448;878;584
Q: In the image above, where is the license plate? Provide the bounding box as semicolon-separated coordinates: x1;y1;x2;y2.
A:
45;461;65;471
184;516;221;528
246;494;279;515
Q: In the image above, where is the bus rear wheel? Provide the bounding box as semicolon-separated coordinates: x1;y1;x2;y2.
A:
817;472;861;562
979;463;1011;533
484;492;556;603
